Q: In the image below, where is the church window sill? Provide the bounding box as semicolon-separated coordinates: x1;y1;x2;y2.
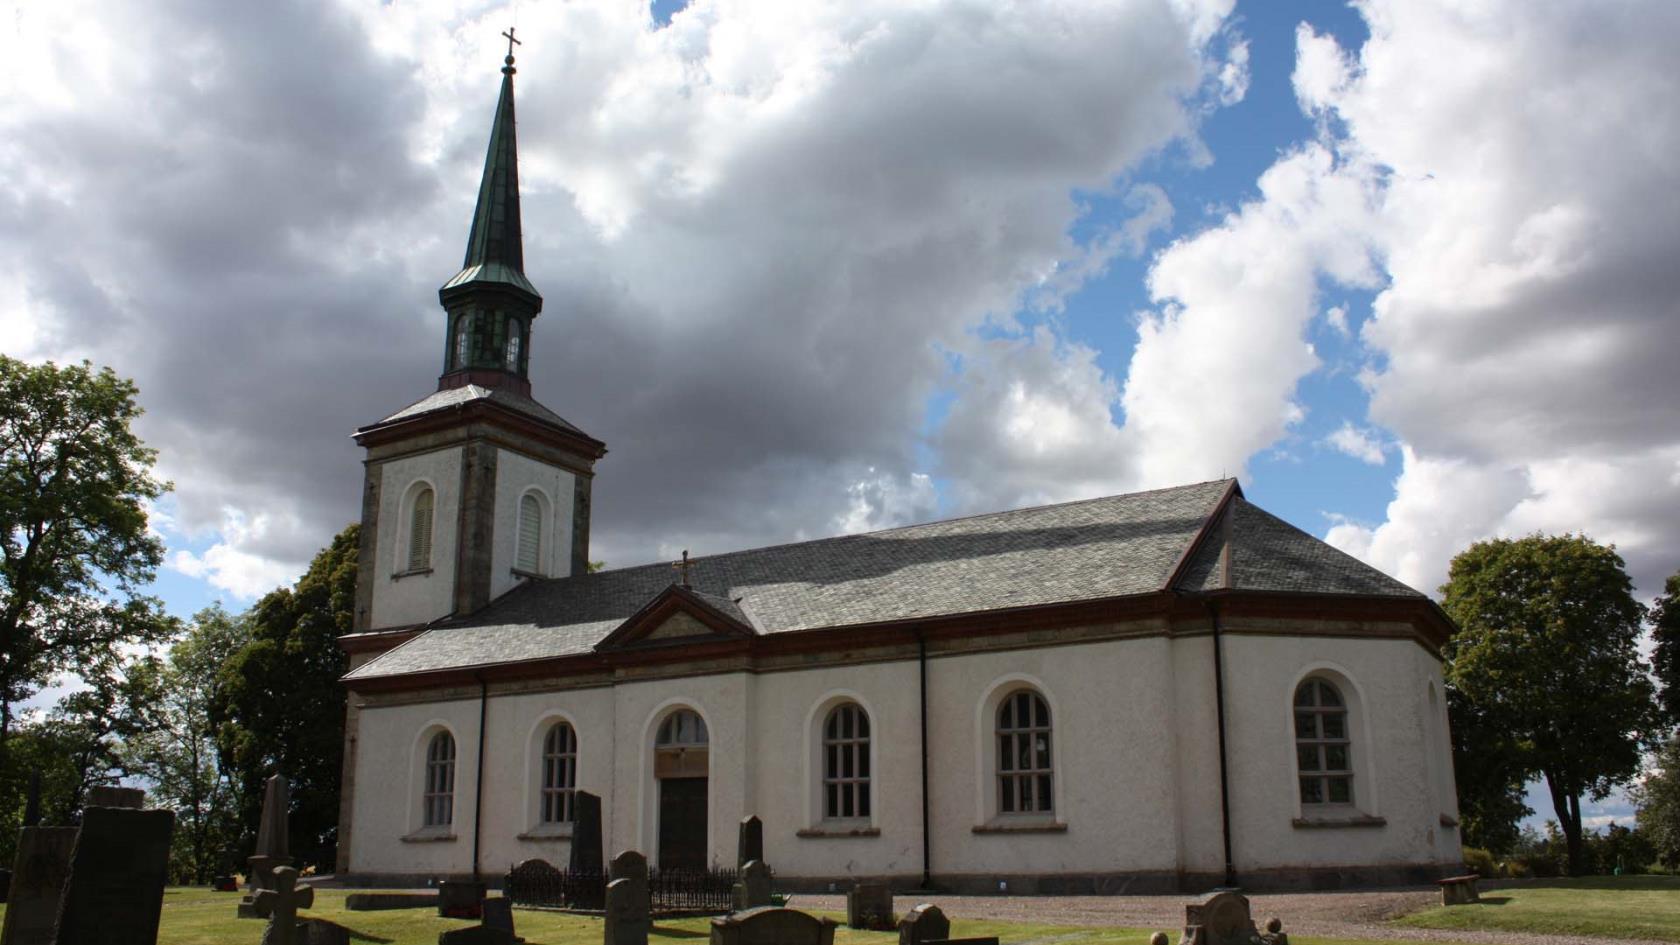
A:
972;820;1067;835
1292;814;1387;830
391;567;434;582
796;825;880;839
401;828;457;843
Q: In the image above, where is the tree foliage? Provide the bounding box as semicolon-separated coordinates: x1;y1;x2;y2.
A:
1447;684;1532;854
1636;737;1680;869
214;525;356;869
0;356;172;749
1653;572;1680;730
1441;534;1660;875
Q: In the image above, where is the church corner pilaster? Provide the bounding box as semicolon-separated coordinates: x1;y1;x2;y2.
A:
454;441;500;615
571;475;593;576
353;464;382;633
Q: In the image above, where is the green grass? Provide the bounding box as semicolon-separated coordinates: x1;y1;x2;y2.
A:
1393;875;1680;942
0;887;1472;945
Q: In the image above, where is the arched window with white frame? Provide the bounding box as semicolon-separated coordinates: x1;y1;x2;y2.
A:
407;486;435;572
1295;677;1352;805
822;703;870;820
423;730;456;827
516;491;544;574
997;688;1053;814
540;721;577;824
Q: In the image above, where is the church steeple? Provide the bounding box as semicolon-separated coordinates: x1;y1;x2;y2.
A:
438;33;542;396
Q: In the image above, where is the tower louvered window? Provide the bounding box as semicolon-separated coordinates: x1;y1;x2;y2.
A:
517;493;542;573
408;487;434;571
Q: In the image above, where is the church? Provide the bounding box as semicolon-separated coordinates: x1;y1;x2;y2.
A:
334;50;1464;893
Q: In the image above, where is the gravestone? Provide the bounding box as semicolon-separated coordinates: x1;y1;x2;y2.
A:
482;898;519;936
710;907;836;945
344;892;438;910
1177;890;1286;945
439;879;487;919
731;859;771;911
241;773;294;918
50;806;175;945
610;850;649;885
0;869;10;903
605;877;651;945
569;791;605;873
503;859;562;908
846;882;893;929
736;815;763;869
0;826;78;945
299;919;351;945
252;865;314;945
85;786;145;809
439;895;522;945
926;939;999;945
898;903;950;945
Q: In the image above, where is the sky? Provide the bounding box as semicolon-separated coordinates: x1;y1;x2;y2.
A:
3;0;1677;833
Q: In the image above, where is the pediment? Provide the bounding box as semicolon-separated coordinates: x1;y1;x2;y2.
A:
595;584;757;651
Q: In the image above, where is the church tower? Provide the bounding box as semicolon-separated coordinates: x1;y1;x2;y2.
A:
350;43;606;634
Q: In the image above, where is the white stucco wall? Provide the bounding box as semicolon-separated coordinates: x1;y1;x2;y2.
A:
368;447;462;629
490;450;577;599
348;629;1460;883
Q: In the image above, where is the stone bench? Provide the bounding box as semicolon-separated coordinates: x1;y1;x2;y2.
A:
1435;874;1479;906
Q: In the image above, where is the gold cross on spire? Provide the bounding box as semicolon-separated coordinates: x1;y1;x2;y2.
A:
672;550;694;588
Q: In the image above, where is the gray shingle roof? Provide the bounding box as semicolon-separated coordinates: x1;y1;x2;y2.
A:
345;480;1421;681
1177;497;1422;598
368;384;589;437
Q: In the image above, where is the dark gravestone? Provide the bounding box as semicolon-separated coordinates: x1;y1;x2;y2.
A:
213;874;239;892
439;880;486;919
1180;889;1287;945
299;919;352;945
482;898;518;935
1;826;78;945
0;869;11;903
253;865;314;945
84;786;145;810
711;907;836;945
605;877;650;945
345;892;439;910
846;882;893;930
927;940;1000;945
241;773;294;918
736;816;762;870
51;806;174;945
569;791;605;873
731;860;771;911
898;903;950;945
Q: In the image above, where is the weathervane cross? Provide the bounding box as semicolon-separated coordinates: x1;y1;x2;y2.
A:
673;550;694;588
502;27;522;57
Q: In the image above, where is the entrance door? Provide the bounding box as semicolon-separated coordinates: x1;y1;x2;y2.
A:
658;777;708;871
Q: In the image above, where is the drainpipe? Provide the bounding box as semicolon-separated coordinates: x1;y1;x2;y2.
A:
917;630;932;890
473;675;488;882
1208;601;1236;888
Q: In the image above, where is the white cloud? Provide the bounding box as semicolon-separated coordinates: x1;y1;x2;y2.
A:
1324;421;1386;465
834;469;938;535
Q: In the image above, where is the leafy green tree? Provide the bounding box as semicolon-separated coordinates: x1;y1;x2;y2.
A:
215;525;356;869
1442;534;1661;875
1447;685;1532;854
126;605;252;882
1653;571;1680;729
0;356;172;764
1635;737;1680;869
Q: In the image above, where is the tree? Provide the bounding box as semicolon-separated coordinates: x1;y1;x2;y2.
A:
126;605;252;882
0;357;172;766
215;525;356;869
1653;571;1680;729
1447;685;1532;854
1442;534;1661;875
1635;737;1680;869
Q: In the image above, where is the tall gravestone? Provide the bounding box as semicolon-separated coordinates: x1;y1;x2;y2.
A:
605;878;650;945
898;903;950;945
51;806;174;945
569;791;604;873
736;816;762;870
240;773;293;918
0;827;78;945
847;882;894;930
85;786;145;810
731;860;771;912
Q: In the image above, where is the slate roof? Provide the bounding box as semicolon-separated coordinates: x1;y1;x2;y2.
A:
366;384;590;437
344;479;1423;681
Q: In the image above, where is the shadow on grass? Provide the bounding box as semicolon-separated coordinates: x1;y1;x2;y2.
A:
651;926;710;939
1465;896;1511;907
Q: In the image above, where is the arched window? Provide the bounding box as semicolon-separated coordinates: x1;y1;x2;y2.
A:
516;492;543;574
1295;678;1352;805
424;731;456;827
408;487;434;572
997;689;1052;814
540;722;577;824
822;703;870;820
505;318;522;371
656;709;708;747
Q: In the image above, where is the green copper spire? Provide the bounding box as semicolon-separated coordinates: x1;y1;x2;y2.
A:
438;34;543;394
441;38;539;301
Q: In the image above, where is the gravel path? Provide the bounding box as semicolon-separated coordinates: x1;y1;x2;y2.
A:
789;890;1611;945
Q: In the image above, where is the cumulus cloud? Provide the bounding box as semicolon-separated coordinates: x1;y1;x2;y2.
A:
1324;422;1386;466
1;0;1246;590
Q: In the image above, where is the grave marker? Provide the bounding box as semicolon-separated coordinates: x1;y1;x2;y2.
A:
846;882;893;930
731;859;771;911
711;907;836;945
605;877;651;945
84;786;145;809
253;865;315;945
898;903;950;945
50;806;174;945
0;827;77;945
736;816;762;870
241;773;293;918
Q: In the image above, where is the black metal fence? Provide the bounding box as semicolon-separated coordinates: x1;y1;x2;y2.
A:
504;859;739;915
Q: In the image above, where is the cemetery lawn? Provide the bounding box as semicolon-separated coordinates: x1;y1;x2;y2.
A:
1392;875;1680;941
0;887;1474;945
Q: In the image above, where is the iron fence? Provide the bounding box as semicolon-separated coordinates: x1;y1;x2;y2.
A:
503;860;740;915
650;866;738;914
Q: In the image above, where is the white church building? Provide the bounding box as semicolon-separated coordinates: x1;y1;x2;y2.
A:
334;52;1464;893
